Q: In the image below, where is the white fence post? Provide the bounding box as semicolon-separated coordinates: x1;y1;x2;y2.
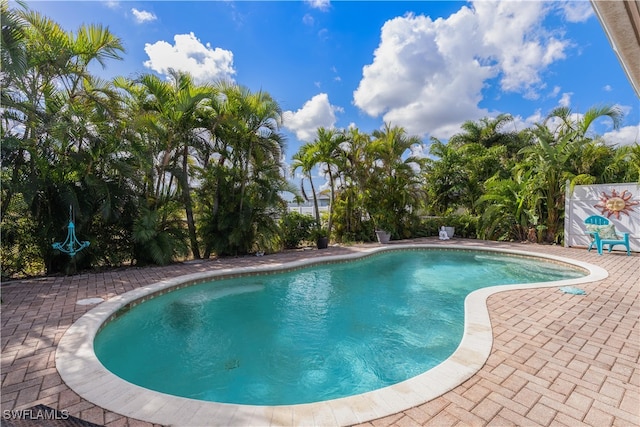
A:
564;180;571;248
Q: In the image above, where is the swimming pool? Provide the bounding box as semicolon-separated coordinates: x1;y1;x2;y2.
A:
94;249;585;405
56;245;608;426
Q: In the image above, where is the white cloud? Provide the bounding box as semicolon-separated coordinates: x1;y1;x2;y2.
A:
283;93;340;141
509;113;537;134
558;1;593;23
603;85;613;92
143;33;235;84
318;28;329;40
303;14;314;26
602;124;640;147
616;103;633;118
104;1;119;9
331;66;341;82
559;92;572;107
474;1;567;96
409;143;428;159
132;8;157;23
353;1;571;139
306;0;330;11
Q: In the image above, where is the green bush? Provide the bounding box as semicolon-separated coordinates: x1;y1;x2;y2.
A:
416;217;441;238
446;213;479;238
418;214;479;239
279;211;316;249
0;195;44;278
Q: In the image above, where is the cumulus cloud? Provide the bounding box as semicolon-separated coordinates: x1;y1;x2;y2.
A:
143;33;235;83
476;2;567;95
132;8;157;23
602;124;640;147
353;1;571;139
283;93;341;141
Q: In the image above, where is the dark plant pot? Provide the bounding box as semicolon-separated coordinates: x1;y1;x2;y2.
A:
316;237;329;249
375;230;391;244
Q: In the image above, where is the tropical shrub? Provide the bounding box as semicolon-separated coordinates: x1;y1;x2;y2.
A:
445;214;479;239
1;2;637;277
280;211;316;249
132;203;189;266
0;195;43;278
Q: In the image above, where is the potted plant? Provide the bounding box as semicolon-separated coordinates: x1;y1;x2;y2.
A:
310;227;329;249
375;229;391;244
444;226;455;239
373;214;394;244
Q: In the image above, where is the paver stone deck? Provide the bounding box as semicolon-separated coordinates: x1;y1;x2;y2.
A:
1;238;638;426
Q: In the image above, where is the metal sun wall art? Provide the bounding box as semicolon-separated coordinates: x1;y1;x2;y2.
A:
594;189;639;220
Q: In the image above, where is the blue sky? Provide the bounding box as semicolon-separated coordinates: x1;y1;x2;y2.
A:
27;0;640;165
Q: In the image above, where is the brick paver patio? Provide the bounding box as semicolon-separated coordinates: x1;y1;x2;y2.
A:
1;238;638;426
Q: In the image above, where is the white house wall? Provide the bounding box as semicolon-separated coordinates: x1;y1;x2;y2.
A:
565;182;640;252
287;206;329;217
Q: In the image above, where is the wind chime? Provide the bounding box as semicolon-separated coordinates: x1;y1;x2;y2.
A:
52;206;90;257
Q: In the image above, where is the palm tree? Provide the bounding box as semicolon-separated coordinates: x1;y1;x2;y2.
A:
310;127;347;236
0;0;28;97
133;71;215;259
434;114;530;215
627;144;640;183
450;114;525;154
198;83;287;256
519;105;623;243
0;0;29;220
476;176;533;241
367;123;425;237
331;127;372;241
425;138;467;215
291;143;322;226
546;105;623;140
0;5;126;272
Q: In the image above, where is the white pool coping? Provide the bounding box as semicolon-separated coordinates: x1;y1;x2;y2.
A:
56;244;608;426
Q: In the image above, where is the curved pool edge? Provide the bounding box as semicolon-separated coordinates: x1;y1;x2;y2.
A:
55;244;609;426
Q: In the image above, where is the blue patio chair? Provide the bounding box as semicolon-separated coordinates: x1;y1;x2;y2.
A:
584;215;631;256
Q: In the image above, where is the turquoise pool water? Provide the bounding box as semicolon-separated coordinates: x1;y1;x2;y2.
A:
94;249;584;405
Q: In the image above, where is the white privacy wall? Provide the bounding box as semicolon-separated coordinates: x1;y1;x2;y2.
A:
565;183;640;252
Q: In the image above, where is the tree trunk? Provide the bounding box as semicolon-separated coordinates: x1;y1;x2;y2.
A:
182;145;201;259
309;173;320;225
1;149;24;220
327;170;335;237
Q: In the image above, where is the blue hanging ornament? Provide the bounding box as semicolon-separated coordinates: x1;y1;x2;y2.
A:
52;206;90;257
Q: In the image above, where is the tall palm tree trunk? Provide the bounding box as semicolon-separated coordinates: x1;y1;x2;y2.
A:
327;170;335;236
182;145;200;259
309;174;320;226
